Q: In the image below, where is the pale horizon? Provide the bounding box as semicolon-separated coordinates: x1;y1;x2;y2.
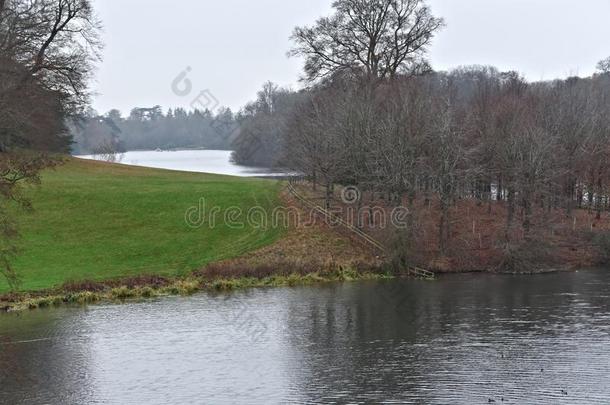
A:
91;0;610;116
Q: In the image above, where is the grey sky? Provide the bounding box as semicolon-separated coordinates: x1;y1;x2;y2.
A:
91;0;610;116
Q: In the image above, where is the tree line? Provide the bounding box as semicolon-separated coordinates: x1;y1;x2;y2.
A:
232;0;610;257
71;106;238;155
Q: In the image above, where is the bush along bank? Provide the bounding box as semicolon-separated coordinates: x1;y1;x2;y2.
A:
0;261;393;312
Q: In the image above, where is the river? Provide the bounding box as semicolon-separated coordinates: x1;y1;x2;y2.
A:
1;270;609;404
78;149;290;177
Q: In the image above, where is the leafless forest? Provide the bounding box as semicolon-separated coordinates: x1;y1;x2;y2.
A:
3;0;610;275
233;0;610;271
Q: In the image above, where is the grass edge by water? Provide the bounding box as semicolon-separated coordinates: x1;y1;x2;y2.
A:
1;264;395;312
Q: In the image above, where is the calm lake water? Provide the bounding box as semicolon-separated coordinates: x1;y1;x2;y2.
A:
79;149;290;177
1;270;610;404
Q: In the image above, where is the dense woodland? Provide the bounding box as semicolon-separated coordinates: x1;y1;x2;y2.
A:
3;0;610;283
235;68;610;233
230;0;610;268
71;0;610;269
71;106;237;154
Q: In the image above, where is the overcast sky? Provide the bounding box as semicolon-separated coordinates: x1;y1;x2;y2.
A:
90;0;610;116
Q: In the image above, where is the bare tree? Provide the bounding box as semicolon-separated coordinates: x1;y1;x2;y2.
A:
367;77;430;204
92;140;124;163
424;78;472;255
289;0;444;82
232;82;298;167
2;0;101;110
238;12;610;271
0;0;101;288
285;82;353;209
598;57;610;74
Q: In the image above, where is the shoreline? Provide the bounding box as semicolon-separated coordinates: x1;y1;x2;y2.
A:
3;159;605;313
0;264;392;312
1;263;596;313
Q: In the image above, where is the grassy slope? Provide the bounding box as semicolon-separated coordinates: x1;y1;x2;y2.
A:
1;158;284;293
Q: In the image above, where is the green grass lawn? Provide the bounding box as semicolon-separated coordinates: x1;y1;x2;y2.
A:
0;158;284;293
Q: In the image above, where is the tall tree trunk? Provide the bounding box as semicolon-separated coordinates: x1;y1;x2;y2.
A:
566;178;575;216
596;172;603;220
506;187;515;241
522;192;532;238
439;195;450;256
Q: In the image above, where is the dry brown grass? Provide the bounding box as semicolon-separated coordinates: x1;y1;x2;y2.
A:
206;188;384;276
291;182;610;273
61;275;172;293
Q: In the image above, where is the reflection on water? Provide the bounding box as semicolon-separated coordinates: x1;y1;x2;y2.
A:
78;150;290;177
1;270;610;404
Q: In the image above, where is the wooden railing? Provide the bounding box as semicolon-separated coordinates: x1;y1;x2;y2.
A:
286;180;435;280
407;266;436;280
286;182;386;251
